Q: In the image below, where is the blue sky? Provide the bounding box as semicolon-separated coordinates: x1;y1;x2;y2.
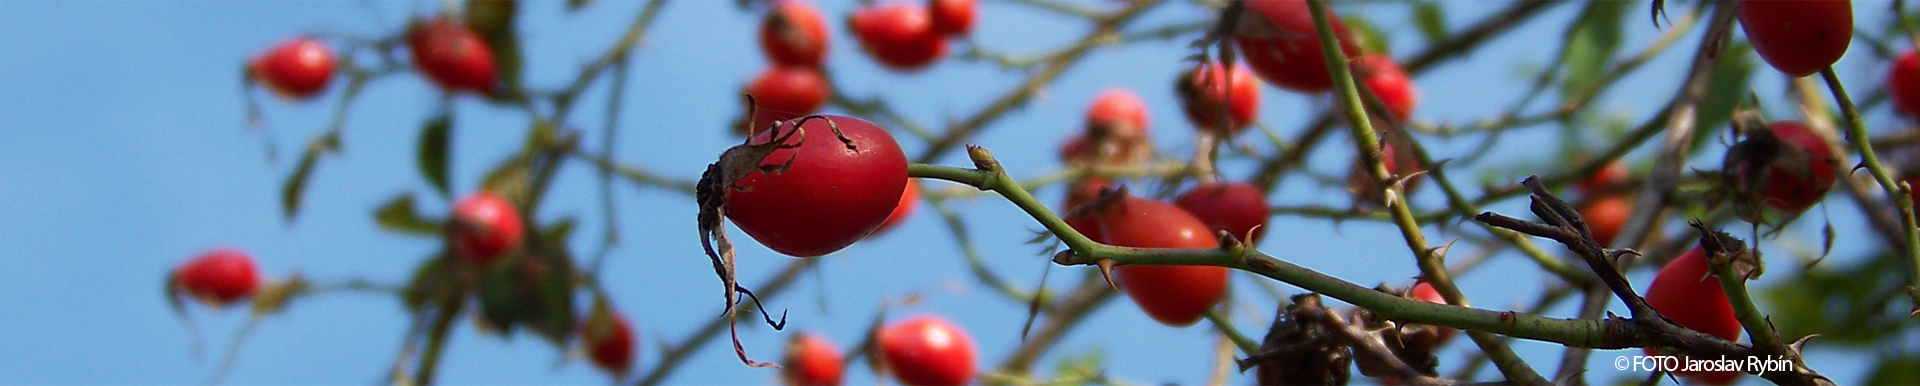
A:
0;0;1902;384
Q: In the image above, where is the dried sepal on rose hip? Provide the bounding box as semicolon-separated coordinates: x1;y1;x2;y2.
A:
1243;294;1352;385
1350;283;1448;380
1716;119;1838;223
696;98;907;367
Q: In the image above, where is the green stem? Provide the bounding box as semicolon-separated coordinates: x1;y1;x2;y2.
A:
1707;256;1779;350
1818;67;1920;310
412;294;463;386
1203;310;1259;354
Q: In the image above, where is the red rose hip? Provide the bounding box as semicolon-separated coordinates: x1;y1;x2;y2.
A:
409;18;498;94
1094;192;1229;326
1176;61;1260;135
248;37;335;100
580;310;637;377
870;179;920;236
782;333;846;386
1234;0;1360;93
878;315;977;386
1407;281;1456;344
171;249;263;307
451;192;525;265
1737;0;1852;77
743;65;831;135
761;0;831;67
929;0;977;36
724;115;909;257
851;3;948;71
1642;247;1743;385
1889;50;1920;117
1355;54;1417;121
1173;181;1270;243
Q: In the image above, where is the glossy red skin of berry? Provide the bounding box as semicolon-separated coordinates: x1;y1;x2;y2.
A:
726;115;909;257
783;333;847;386
1642;247;1742;385
745;66;831;135
1577;161;1630;194
1355;55;1417;121
581;312;637;377
1737;0;1851;78
1178;62;1260;135
1173;182;1270;244
871;179;920;236
409;18;498;94
1889;50;1920;117
249;37;335;100
1407;281;1456;344
761;0;831;67
929;0;977;36
1086;88;1150;140
452;192;525;265
174;249;262;306
1099;194;1229;327
1235;0;1359;93
1580;194;1632;247
878;315;977;386
1754;121;1838;212
851;3;948;71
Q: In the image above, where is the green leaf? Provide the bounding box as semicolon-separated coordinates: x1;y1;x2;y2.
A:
543;216;577;244
1413;1;1448;45
481;152;532;202
1763;254;1910;345
402;254;456;312
417;114;453;197
475;263;523;336
280;133;339;222
375;193;445;236
1559;1;1628;100
1341;15;1390;55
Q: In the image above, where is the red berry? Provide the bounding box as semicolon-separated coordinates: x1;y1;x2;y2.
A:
580;310;637;377
878;315;977;386
451;192;525;265
1086;88;1150;140
929;0;977;36
1176;61;1260;135
1889;50;1920;117
1173;182;1270;243
782;333;846;386
851;3;948;71
1234;0;1360;93
1406;281;1456;344
1580;194;1632;247
744;65;831;135
1728;121;1838;213
1354;55;1417;121
1577;161;1631;194
172;249;263;307
870;179;920;236
248;37;335;100
726;115;909;257
1737;0;1852;77
408;18;498;94
1095;192;1229;326
1062;178;1115;243
1642;247;1743;385
761;0;831;67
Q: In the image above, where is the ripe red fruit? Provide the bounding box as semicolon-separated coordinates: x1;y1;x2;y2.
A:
1737;0;1852;77
744;66;832;135
929;0;977;36
451;192;525;265
1086;88;1150;140
1642;247;1743;385
1176;61;1260;135
878;315;977;386
1062;178;1115;243
1577;161;1631;194
1235;0;1360;93
1889;50;1920;117
1354;55;1417;121
1580;194;1632;247
871;179;920;236
409;18;498;94
171;249;263;307
1728;121;1838;213
248;37;335;100
1173;182;1270;243
761;0;831;67
580;310;637;377
1407;281;1456;344
782;333;847;386
1095;192;1229;326
726;115;909;257
851;3;948;71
